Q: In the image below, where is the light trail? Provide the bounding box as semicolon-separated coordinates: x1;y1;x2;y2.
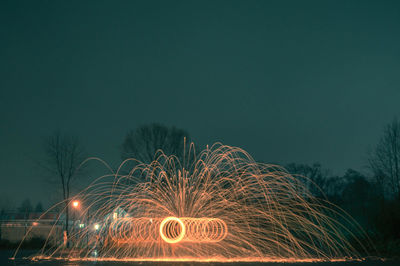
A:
14;143;372;261
108;217;227;244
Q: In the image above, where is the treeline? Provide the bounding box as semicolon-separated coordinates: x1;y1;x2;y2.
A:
285;118;400;256
286;163;400;256
0;199;43;216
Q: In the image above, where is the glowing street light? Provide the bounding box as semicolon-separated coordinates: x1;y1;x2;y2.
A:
72;200;80;208
94;223;100;231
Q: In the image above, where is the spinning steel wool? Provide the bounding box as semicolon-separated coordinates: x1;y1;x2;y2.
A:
108;217;227;244
16;143;370;262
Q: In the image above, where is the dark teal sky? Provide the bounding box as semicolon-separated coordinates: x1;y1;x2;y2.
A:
1;0;399;207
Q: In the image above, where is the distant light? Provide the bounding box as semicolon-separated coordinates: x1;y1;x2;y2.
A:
32;222;39;226
113;212;118;219
72;201;80;208
79;223;85;228
94;223;100;230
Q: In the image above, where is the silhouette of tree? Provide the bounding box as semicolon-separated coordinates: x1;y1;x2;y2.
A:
368;118;400;200
18;198;33;219
285;163;330;198
323;176;345;203
341;169;373;221
121;123;190;164
42;131;87;247
34;202;43;213
0;196;12;241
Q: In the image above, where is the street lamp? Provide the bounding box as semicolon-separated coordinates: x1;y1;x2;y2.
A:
72;200;80;208
71;200;94;246
71;200;81;246
71;200;80;225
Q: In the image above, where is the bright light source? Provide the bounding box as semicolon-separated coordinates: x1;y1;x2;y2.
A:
72;201;79;208
94;223;100;230
79;223;85;228
113;212;118;219
32;222;39;226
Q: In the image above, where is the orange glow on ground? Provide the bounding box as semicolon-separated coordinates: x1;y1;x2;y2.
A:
29;255;364;263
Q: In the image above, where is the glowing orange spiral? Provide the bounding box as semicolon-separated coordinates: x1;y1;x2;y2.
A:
159;217;186;243
109;217;228;244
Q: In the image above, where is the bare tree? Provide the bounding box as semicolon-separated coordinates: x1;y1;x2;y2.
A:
0;196;13;241
42;131;87;247
121;123;190;164
341;169;372;218
18;198;33;220
35;202;44;213
285;162;331;198
368;118;400;200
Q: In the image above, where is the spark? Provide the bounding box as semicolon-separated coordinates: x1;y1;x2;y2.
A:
15;143;371;261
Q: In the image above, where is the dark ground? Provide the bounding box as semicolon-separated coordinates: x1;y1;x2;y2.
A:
1;250;399;266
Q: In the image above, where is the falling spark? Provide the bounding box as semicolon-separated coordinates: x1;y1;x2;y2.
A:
15;143;372;262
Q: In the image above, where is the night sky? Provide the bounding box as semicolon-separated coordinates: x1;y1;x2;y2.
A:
1;0;399;207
